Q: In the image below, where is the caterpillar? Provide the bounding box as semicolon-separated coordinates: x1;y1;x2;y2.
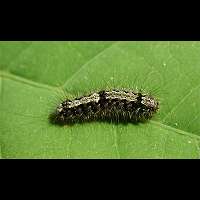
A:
49;89;159;125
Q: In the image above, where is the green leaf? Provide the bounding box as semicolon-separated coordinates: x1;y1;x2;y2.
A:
0;41;200;158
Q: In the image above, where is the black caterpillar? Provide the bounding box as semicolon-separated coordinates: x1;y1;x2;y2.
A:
49;90;159;125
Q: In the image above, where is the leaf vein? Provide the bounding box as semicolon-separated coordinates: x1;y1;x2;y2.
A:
63;42;119;87
162;83;200;122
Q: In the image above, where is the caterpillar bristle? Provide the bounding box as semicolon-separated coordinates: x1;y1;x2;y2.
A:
49;89;160;126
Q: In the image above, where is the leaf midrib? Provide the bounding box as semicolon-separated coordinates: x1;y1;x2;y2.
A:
1;71;200;141
1;42;200;158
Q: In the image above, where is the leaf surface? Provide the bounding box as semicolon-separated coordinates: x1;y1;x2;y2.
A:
0;41;200;158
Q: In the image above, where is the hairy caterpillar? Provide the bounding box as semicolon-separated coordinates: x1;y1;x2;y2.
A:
49;89;159;125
